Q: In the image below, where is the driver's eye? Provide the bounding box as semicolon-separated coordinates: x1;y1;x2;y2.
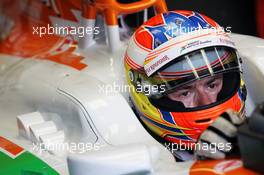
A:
181;91;190;97
208;83;216;89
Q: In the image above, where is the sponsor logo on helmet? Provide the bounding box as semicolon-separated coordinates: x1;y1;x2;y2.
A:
145;55;170;75
180;39;212;53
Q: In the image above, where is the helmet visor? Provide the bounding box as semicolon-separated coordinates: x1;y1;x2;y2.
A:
142;46;241;109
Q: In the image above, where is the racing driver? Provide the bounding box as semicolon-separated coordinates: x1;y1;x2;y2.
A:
124;10;247;161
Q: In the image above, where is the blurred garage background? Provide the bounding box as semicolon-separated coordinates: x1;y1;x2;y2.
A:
121;0;264;38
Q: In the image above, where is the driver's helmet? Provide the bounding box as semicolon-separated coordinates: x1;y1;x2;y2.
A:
124;10;247;145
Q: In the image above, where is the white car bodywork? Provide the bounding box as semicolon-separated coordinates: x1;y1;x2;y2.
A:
0;31;264;174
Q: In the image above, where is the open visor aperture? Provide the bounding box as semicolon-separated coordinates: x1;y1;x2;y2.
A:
143;46;241;110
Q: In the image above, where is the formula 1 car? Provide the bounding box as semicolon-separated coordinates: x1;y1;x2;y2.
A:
0;0;263;175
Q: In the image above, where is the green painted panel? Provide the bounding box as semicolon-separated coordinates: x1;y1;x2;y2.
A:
0;151;59;175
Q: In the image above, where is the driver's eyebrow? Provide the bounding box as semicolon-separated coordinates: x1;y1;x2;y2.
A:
178;85;193;90
206;75;223;85
206;77;216;85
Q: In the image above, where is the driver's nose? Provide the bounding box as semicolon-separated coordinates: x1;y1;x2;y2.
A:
196;89;214;107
